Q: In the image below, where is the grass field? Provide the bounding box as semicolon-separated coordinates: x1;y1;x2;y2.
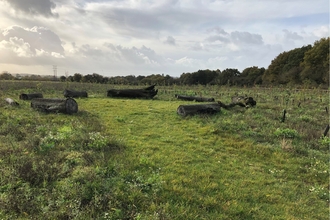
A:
0;81;329;219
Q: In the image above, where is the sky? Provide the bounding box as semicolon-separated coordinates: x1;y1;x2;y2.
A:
0;0;329;77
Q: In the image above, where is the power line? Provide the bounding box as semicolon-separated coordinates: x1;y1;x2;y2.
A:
53;65;57;79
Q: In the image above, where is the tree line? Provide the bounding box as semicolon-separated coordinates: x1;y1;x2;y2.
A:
1;37;328;88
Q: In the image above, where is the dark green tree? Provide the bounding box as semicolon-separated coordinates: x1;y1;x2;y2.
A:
300;37;329;85
239;66;265;86
73;73;83;82
217;68;240;86
262;45;312;85
0;72;14;80
59;76;66;82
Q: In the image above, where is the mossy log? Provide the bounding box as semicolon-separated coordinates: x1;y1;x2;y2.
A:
107;85;158;99
218;96;257;109
63;89;88;98
31;98;78;114
231;96;256;107
5;98;19;106
19;93;43;100
175;94;215;102
177;103;221;117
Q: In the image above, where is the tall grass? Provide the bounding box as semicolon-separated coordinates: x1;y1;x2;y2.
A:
0;81;328;219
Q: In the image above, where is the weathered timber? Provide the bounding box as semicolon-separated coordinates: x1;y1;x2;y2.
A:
281;109;287;123
107;85;158;99
175;94;215;102
5;98;19;106
63;89;88;98
217;96;257;109
231;96;257;107
19;93;43;100
31;98;78;114
324;125;330;137
177;103;221;117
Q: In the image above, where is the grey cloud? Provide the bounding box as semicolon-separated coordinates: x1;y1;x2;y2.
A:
191;42;204;51
79;44;104;58
2;26;64;55
90;2;223;38
230;31;263;45
202;29;263;53
283;29;303;40
164;36;176;45
207;26;229;35
100;8;162;37
104;43;165;65
4;0;58;17
205;35;230;43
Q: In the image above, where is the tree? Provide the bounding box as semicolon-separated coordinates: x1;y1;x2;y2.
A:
179;73;194;85
179;70;218;85
239;66;265;86
82;73;104;83
0;72;14;80
217;68;240;86
73;73;83;82
300;37;329;85
59;76;66;82
262;45;312;85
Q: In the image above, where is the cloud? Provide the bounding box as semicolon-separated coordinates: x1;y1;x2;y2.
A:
0;37;33;57
164;36;176;45
105;44;165;65
191;42;206;51
207;26;228;35
3;0;58;17
230;31;264;45
205;35;230;43
0;25;65;69
312;26;330;38
283;29;303;40
1;26;64;55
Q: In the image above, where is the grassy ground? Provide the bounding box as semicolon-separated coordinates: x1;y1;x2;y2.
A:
0;81;329;219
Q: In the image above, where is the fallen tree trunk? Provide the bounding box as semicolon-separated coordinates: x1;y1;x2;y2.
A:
31;98;78;114
231;96;257;107
177;103;221;117
175;94;215;102
19;93;43;100
218;96;257;109
63;89;88;98
107;85;158;99
5;98;19;106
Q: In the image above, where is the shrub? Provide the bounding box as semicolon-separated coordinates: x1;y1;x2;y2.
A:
274;128;299;138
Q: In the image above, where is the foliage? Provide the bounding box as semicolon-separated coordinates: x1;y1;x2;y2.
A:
300;37;330;85
179;69;220;85
237;66;265;86
262;45;312;85
274;128;299;138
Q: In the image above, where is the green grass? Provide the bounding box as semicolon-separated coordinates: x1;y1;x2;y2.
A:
0;81;329;219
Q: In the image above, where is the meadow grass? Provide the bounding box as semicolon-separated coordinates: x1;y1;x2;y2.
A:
0;81;328;219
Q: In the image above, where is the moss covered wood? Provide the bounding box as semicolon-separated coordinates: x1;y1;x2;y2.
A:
107;85;158;99
175;94;215;102
63;89;88;98
31;98;78;114
19;93;43;100
177;103;221;116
